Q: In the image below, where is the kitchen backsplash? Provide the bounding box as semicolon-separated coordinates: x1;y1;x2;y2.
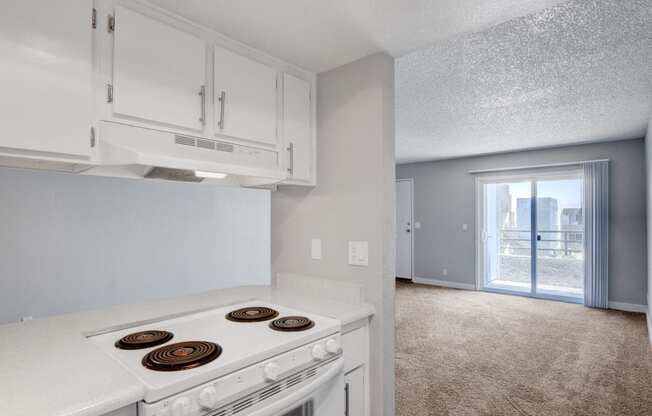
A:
0;167;271;324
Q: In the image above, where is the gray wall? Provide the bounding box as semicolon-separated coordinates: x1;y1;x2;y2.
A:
0;167;271;324
272;53;396;416
397;139;647;306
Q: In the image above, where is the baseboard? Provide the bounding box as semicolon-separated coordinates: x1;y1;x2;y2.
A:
412;277;476;291
410;279;648;315
607;301;647;313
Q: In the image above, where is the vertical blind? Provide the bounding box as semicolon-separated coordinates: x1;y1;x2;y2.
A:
583;160;609;309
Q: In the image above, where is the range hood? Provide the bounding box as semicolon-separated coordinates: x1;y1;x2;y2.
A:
85;121;286;187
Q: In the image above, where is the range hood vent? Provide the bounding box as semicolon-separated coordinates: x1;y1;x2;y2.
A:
174;135;235;153
91;121;285;186
144;167;203;182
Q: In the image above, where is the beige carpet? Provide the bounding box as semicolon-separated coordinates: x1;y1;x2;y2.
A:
395;281;652;416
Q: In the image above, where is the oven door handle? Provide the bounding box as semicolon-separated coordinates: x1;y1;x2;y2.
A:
246;357;344;416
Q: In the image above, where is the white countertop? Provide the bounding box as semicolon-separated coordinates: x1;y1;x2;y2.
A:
0;285;374;416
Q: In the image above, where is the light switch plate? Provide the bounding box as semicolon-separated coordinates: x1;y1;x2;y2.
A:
348;241;369;266
414;222;421;229
311;238;322;260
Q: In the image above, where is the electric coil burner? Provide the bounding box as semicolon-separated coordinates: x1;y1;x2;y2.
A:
226;306;279;322
89;301;343;408
269;316;315;332
115;330;174;350
142;341;222;371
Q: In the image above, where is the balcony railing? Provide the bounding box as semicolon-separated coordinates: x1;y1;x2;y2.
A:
499;229;584;256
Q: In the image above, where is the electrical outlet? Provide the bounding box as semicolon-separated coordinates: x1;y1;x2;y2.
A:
462;223;468;231
442;268;448;276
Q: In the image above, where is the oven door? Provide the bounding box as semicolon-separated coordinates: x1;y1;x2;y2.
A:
243;357;345;416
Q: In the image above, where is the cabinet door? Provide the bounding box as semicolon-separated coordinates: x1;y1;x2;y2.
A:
213;46;278;146
112;6;206;131
0;0;93;157
283;74;313;183
345;366;365;416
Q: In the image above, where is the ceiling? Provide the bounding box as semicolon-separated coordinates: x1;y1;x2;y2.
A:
396;0;652;163
147;0;565;73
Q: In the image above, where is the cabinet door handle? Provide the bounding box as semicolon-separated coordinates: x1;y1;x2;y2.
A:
344;382;350;416
217;90;226;130
286;142;294;175
198;85;206;126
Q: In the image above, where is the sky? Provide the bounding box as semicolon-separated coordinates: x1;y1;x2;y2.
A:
508;179;582;211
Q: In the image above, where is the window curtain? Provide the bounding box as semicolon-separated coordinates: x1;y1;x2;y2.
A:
583;161;609;308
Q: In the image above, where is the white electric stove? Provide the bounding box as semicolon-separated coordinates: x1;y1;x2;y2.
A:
88;300;344;416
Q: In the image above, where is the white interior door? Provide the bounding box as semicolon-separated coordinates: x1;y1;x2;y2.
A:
214;45;278;145
283;73;312;182
112;6;206;131
0;0;93;157
396;179;413;279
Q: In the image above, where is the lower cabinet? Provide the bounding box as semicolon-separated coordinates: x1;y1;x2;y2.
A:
342;324;370;416
345;366;366;416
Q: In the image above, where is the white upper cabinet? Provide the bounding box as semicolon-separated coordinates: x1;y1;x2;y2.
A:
0;0;316;180
0;0;93;158
111;6;206;131
214;46;278;146
282;73;313;184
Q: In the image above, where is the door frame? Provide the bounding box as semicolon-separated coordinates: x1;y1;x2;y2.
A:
396;178;414;280
474;169;584;304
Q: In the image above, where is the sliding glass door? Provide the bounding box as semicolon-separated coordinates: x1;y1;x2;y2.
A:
477;171;584;302
535;177;584;297
481;180;533;293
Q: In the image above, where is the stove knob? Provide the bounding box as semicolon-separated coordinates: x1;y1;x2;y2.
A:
171;397;191;416
198;386;218;409
263;362;281;382
311;343;327;360
325;338;341;354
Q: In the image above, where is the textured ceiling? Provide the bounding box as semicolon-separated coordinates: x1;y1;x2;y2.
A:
396;0;652;163
147;0;564;72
